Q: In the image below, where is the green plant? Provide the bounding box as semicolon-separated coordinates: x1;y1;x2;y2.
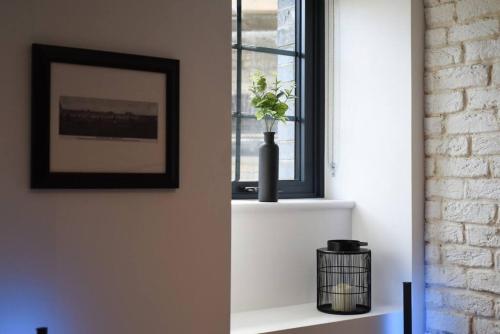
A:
249;72;296;132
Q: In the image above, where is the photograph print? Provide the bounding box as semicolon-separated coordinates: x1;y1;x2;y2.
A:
59;96;159;141
31;44;179;189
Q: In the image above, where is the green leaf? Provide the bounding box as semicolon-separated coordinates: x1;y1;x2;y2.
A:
250;96;261;107
276;102;288;113
255;110;265;120
257;77;266;91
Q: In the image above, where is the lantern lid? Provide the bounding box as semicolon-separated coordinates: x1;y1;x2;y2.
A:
327;240;368;252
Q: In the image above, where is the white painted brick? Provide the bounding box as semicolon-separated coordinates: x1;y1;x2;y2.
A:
496;251;500;271
427;179;464;199
425;64;489;91
472;134;500;155
424;0;440;7
426;265;467;287
465;38;500;62
492;157;500;177
426;46;462;67
437;157;488;177
426;222;464;243
426;310;470;334
468;88;500;110
426;91;464;115
425;288;443;308
426;4;455;27
493;62;500;86
474;318;500;334
425;117;443;135
467;179;500;200
426;243;441;264
442;244;492;267
426;0;456;7
468;269;500;294
449;19;499;42
443;201;496;224
467;225;500;247
424;0;500;326
426;158;436;177
442;289;494;316
426;28;448;48
446;110;499;134
426;200;442;219
425;136;469;156
456;0;500;22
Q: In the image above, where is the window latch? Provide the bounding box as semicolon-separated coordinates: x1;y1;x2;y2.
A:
242;186;258;193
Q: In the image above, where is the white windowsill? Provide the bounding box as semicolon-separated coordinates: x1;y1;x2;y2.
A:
231;303;402;334
231;199;355;212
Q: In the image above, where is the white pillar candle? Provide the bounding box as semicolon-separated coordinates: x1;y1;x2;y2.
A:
332;283;354;312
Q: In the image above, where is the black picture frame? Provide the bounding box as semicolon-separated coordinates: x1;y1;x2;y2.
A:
31;44;179;189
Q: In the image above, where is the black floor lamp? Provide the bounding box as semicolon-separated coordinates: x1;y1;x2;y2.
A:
403;282;412;334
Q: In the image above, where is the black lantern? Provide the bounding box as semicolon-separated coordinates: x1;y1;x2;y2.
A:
317;240;371;314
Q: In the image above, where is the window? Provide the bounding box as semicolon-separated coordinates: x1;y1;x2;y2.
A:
232;0;324;199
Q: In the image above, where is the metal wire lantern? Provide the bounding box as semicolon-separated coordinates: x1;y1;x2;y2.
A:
317;240;371;315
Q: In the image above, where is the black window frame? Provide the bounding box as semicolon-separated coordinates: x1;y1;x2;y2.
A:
232;0;324;199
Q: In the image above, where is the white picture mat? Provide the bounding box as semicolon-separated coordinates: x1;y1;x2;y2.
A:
50;62;167;173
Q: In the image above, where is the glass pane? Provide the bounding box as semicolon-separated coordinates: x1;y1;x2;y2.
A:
232;118;237;181
241;0;295;50
232;49;238;115
232;0;237;45
232;49;237;181
238;117;295;181
276;120;295;180
241;51;296;117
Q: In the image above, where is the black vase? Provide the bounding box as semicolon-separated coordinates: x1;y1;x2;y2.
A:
258;132;279;202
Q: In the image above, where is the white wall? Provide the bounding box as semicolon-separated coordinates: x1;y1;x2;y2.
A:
231;201;353;313
326;0;424;332
0;1;231;333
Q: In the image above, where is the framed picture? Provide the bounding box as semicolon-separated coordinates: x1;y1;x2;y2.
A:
31;44;179;188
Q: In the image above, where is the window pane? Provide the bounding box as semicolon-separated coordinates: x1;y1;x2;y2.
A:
232;49;237;181
276;120;295;180
237;117;295;181
232;49;238;115
232;117;237;181
241;51;295;117
232;0;237;45
241;0;295;50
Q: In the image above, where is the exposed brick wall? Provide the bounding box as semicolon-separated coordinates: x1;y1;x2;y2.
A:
424;0;500;333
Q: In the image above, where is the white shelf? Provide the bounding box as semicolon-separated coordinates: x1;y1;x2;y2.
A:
231;303;401;334
232;199;355;213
